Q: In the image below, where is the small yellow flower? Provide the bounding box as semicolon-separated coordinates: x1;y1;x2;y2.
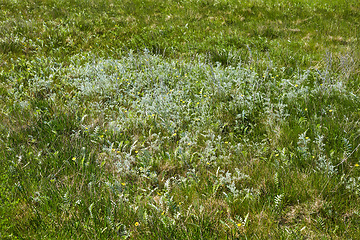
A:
187;143;191;146
161;211;165;215
305;108;307;111
295;84;298;87
117;151;120;153
237;223;242;227
135;222;139;227
72;157;76;161
152;114;155;117
275;154;279;157
197;102;200;105
121;182;126;186
355;164;359;167
225;141;229;144
135;151;138;154
206;162;210;165
173;133;177;136
305;137;309;140
112;149;115;151
329;109;333;112
100;135;104;138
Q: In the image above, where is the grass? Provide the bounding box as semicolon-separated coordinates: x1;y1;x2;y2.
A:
1;0;360;239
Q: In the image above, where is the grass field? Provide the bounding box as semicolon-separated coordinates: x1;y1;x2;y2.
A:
1;0;360;239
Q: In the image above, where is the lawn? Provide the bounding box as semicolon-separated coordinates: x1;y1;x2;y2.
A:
1;0;360;239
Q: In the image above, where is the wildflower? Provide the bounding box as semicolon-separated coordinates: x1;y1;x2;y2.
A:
135;222;139;227
329;109;333;113
305;108;307;111
112;149;115;151
355;164;359;167
173;133;177;136
117;151;120;153
135;151;138;154
295;84;298;87
237;223;242;227
275;154;279;157
225;141;229;144
161;211;165;215
152;114;155;117
305;137;309;140
121;182;126;186
206;162;210;165
187;143;191;146
72;157;76;161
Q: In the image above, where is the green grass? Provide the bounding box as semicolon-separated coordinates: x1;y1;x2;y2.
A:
1;0;360;239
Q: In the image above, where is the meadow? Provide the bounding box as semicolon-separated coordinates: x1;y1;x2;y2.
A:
1;0;360;239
